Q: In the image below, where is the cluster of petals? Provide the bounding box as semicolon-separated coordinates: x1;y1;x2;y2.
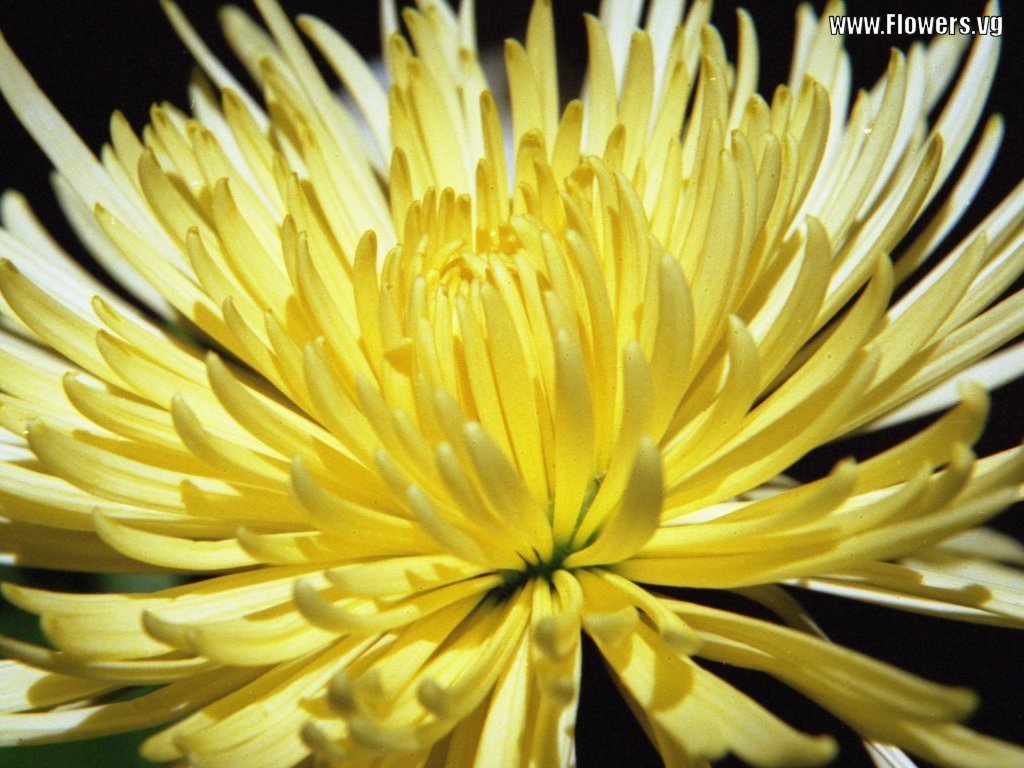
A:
0;0;1022;766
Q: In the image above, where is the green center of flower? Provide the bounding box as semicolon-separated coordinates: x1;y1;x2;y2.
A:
490;546;572;602
488;476;604;602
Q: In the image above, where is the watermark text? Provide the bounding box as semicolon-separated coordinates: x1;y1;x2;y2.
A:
829;14;1002;36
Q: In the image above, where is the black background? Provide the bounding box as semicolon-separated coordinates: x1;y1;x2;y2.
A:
0;1;1021;766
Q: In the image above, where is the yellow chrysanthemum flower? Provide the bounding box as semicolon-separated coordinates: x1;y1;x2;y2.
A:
1;0;1023;765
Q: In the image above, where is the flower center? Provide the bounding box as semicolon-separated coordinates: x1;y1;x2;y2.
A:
488;476;604;602
490;546;572;603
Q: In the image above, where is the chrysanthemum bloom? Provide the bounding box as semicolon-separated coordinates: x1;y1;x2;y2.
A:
0;0;1022;765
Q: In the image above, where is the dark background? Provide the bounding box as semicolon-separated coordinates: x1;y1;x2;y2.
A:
0;1;1021;766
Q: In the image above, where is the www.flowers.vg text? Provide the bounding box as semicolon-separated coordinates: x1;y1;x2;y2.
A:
829;14;1002;36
